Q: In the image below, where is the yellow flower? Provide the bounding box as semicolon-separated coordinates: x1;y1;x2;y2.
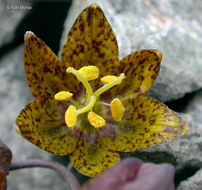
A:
16;4;188;176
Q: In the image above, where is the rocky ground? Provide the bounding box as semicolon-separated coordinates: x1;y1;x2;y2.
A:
1;0;202;189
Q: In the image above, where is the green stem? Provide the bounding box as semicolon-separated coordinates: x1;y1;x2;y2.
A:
94;73;125;97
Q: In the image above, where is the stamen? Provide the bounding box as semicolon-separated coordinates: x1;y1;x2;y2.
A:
94;73;126;98
78;66;99;81
65;105;77;128
101;75;121;85
88;112;105;128
54;91;73;101
110;98;125;121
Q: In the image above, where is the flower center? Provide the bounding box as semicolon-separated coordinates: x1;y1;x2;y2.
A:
54;65;126;128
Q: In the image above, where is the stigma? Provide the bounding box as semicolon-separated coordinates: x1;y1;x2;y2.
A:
54;65;126;128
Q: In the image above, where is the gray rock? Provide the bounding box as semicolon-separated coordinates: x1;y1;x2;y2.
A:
184;90;202;124
177;168;202;190
0;0;30;47
0;45;69;190
59;0;202;102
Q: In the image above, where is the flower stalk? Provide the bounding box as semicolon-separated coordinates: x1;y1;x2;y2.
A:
10;160;80;190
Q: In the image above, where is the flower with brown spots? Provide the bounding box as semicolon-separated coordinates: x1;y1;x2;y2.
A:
16;4;188;176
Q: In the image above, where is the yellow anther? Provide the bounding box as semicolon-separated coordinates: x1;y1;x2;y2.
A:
110;98;125;121
65;106;77;128
88;112;105;128
78;66;99;81
54;91;73;101
101;75;121;85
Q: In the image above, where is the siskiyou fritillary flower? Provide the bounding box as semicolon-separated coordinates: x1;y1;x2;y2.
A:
15;4;188;176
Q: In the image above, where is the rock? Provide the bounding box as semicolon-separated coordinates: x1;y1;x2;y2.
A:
0;0;29;47
0;45;69;190
177;168;202;190
0;45;32;147
59;0;202;102
184;90;202;124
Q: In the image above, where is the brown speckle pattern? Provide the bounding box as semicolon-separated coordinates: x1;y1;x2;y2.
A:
70;135;120;176
101;50;162;100
16;99;79;155
101;95;188;152
61;5;120;90
24;32;83;101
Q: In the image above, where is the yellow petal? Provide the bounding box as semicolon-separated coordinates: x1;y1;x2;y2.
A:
61;4;120;78
65;106;77;128
120;50;162;97
54;91;73;101
78;66;99;81
24;31;82;101
70;137;120;176
101;75;121;85
102;95;189;152
102;50;162;100
88;112;105;128
110;98;125;121
16;99;78;155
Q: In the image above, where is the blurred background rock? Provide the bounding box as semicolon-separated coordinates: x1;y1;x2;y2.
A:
0;0;202;189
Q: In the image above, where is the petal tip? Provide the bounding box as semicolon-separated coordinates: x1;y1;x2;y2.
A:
154;50;163;61
89;3;100;9
14;124;21;135
24;31;35;41
182;123;189;135
87;3;103;13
